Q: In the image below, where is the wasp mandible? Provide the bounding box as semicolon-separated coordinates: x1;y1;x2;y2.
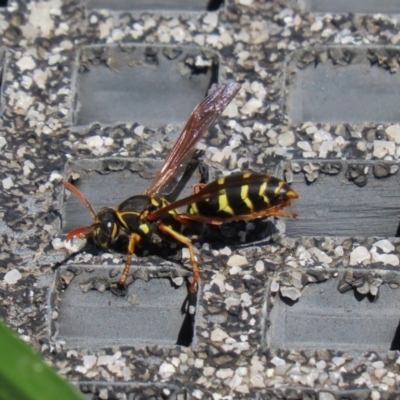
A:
63;83;299;292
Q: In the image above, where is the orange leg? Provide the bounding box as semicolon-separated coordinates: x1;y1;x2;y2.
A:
176;201;298;225
176;213;224;226
193;183;206;194
158;223;200;293
118;233;142;287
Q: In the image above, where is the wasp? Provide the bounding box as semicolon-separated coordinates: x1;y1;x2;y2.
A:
63;83;299;292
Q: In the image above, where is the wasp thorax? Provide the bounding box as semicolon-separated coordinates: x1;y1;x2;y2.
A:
93;207;119;248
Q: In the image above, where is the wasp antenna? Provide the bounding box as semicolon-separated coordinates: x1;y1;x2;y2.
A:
63;181;98;221
65;225;95;242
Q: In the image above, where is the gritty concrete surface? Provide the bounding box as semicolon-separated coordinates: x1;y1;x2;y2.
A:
1;0;400;399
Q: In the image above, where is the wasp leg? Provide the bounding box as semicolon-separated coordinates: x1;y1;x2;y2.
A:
176;201;298;225
118;232;142;287
193;183;206;194
177;214;225;225
158;223;200;293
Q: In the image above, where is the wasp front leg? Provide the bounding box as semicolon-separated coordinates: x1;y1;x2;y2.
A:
118;232;142;287
158;223;200;292
193;183;206;194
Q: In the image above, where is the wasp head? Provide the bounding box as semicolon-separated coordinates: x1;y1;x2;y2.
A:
63;181;119;249
92;208;119;249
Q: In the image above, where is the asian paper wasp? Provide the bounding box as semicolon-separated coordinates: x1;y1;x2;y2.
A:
63;83;298;293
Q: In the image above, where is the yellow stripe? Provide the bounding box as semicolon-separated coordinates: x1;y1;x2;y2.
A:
112;223;118;239
240;185;248;200
151;198;160;207
139;223;150;235
259;182;270;206
275;180;284;195
218;191;235;215
189;202;199;215
160;198;170;207
240;185;254;212
217;176;226;185
168;209;178;217
243;172;252;179
118;211;140;229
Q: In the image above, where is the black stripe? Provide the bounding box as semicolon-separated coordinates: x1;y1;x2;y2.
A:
247;184;268;212
195;196;222;216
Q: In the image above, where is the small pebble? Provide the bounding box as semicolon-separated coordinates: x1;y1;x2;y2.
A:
332;356;345;367
373;140;395;158
16;55;36;71
280;286;301;301
85;135;104;148
227;254;248;267
4;269;22;284
159;362;175;379
254;260;264;272
319;393;336;400
2;177;13;190
372;361;385;369
349;246;370;265
229;265;242;275
374;368;387;379
271;356;285;367
241;97;262;115
51;238;65;250
385;124;400;144
310;19;323;32
270;280;280;293
83;355;97;370
373;239;394;253
371;249;399;266
308;247;332;264
172;277;184;286
371;391;381;400
216;368;234;379
211;328;229;342
277;131;295;147
97;355;113;366
334;246;344;257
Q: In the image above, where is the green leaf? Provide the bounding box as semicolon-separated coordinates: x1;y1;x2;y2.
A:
0;322;83;400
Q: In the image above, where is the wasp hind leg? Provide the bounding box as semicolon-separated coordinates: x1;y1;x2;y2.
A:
176;201;298;225
118;232;142;288
158;223;200;293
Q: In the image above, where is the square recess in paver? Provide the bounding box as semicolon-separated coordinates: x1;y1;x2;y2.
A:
85;0;223;12
284;160;400;238
79;382;185;400
266;269;400;352
285;47;400;124
62;157;208;233
300;0;400;14
73;45;218;128
51;266;194;348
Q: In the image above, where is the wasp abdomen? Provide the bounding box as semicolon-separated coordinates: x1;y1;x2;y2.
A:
187;172;298;218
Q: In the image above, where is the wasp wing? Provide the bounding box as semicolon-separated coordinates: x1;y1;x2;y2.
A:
144;82;241;197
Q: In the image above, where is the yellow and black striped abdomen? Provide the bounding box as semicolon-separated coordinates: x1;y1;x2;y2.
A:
187;172;296;218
